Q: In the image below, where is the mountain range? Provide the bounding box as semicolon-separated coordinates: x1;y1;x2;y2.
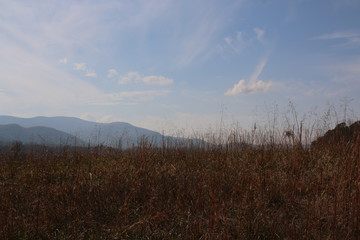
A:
0;124;85;146
0;116;172;147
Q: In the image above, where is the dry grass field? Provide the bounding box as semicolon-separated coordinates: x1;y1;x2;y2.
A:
0;122;359;239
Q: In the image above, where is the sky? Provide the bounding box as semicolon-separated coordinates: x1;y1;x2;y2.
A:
1;0;360;135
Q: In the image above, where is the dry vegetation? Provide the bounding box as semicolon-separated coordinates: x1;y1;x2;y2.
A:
0;120;359;239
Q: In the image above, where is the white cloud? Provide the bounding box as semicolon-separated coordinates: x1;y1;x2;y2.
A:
249;58;267;82
118;72;141;84
0;1;120;60
107;69;118;78
174;1;244;67
0;42;170;116
221;28;265;56
74;62;87;71
118;72;173;86
313;31;360;40
74;62;97;77
224;37;233;46
225;58;273;95
142;75;173;85
85;70;97;77
0;43;109;108
58;57;68;64
313;30;360;48
222;32;244;54
222;28;265;55
225;79;273;95
254;28;265;42
0;0;245;70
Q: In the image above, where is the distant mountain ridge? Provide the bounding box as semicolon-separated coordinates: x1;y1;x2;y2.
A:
0;123;85;146
0;115;169;147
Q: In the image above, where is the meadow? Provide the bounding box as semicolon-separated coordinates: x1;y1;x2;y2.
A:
0;119;359;239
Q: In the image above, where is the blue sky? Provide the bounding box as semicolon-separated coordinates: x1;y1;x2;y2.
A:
1;0;360;134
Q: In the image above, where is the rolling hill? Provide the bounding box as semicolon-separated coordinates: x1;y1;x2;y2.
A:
0;116;173;147
0;124;85;146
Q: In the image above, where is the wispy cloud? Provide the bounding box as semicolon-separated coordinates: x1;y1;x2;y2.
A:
108;90;171;102
74;62;87;71
222;32;244;54
0;0;245;70
58;57;68;64
142;75;174;86
118;72;173;86
225;58;273;95
319;57;360;83
254;28;265;42
118;72;141;84
175;15;221;66
84;70;97;78
74;62;97;77
107;69;118;78
313;30;360;48
313;31;360;40
225;79;273;95
220;28;265;55
174;1;244;67
334;58;360;75
0;44;107;108
0;43;168;114
0;1;123;58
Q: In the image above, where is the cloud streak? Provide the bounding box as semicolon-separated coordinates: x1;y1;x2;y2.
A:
313;30;360;48
0;1;122;58
222;32;244;54
225;58;273;95
118;72;174;86
173;0;244;67
108;90;171;102
0;0;245;70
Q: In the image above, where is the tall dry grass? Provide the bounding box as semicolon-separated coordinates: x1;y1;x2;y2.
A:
0;120;359;239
